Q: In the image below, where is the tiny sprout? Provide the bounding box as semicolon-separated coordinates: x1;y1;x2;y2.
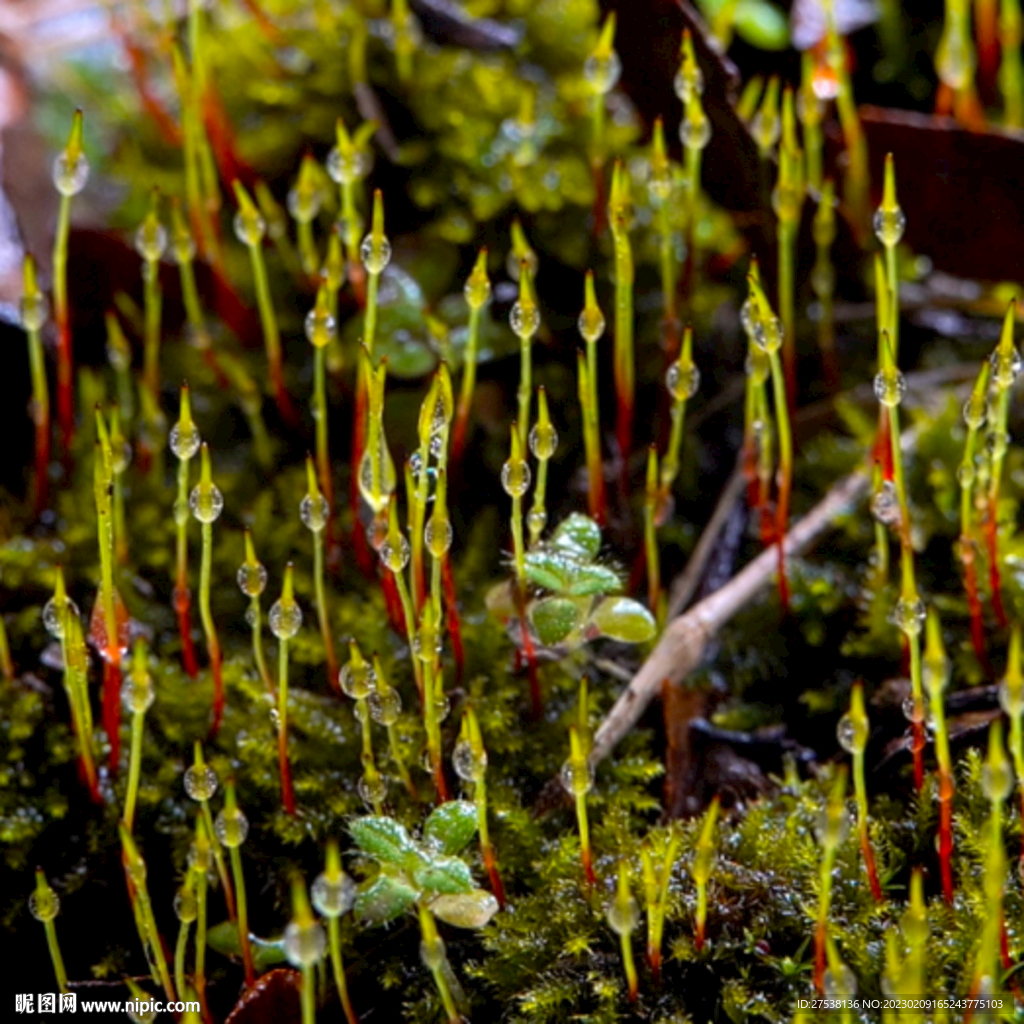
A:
31;869;67;993
305;285;337;348
889;596;926;638
691;797;719;951
189;444;224;523
170;383;200;462
273;565;300;815
380;497;411;573
528;390;559;461
607;861;640;1001
53;110;89;196
43;568;79;639
237;534;268;598
583;13;621;94
286;875;327;1024
301;455;330;533
751;76;781;156
339;640;376;700
269;568;303;640
673;30;704;103
873;153;906;249
578;270;606;343
501;429;532;499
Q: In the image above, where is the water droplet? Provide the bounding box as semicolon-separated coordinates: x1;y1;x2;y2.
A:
452;738;487;782
963;393;988;430
233;210;266;247
172;227;197;264
420;934;447;971
169;422;201;461
836;713;866;754
287;186;322;223
750;111;780;153
173;887;197;923
434;693;451;723
284;920;327;968
244;605;257;627
269;600;303;640
606;894;640;936
360;234;392;275
648;169;672;202
673;65;705;102
528;422;559;460
814;804;849;848
184;764;218;801
509;301;540;340
300;494;330;533
901;696;924;724
987;430;1010;462
135;221;168;262
304;307;337;348
338;661;376;700
679;114;711;151
425;517;453;558
890;597;926;637
189;482;224;523
28;887;60;922
357;773;388;807
311;871;355;918
956;461;975;487
583;51;622;94
527;508;547;537
380;533;411;573
999;679;1024;718
872;207;906;248
751;315;783;354
237;562;268;598
20;293;49;332
368;688;401;725
873;368;906;408
43;595;80;638
464;274;492;310
187;841;213;875
823;963;856;998
871;480;900;527
560;759;594;797
506;248;539;283
982;759;1013;803
121;674;155;715
501;459;531;498
326;147;368;185
214;808;249;848
991;345;1024;389
666;361;700;401
578;307;605;344
53;152;89;196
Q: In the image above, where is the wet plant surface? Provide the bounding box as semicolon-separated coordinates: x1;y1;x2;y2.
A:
4;1;1024;1022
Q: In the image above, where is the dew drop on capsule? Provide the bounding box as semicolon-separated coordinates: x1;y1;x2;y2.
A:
28;886;60;922
53;152;89;196
501;459;531;498
189;482;224;523
578;306;605;344
963;392;987;431
169;423;201;461
380;533;411;573
679;114;712;151
20;293;49;332
304;307;336;348
582;50;621;94
509;301;540;339
528;422;559;461
368;688;401;725
890;597;926;637
666;361;700;401
527;508;547;537
357;773;388;807
287;186;322;223
673;65;704;102
233;209;266;247
184;764;219;801
187;841;212;875
121;674;155;715
560;758;594;797
452;738;487;782
135;221;168;263
284;920;327;968
214;808;250;848
300;494;330;532
870;480;900;527
751;315;783;354
43;595;79;638
606;893;639;936
990;346;1023;389
360;234;392;275
999;679;1024;718
338;661;376;700
813;804;849;848
872;206;906;248
326;147;367;185
311;872;355;918
424;518;453;558
237;561;268;598
872;368;906;407
835;713;866;754
269;600;303;640
982;757;1013;803
173;887;197;923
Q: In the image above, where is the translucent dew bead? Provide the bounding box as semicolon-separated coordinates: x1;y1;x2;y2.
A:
169;423;201;461
673;65;705;102
901;696;925;725
357;773;388;807
509;301;540;339
173;887;197;923
527;508;547;537
870;480;900;527
184;764;219;801
425;518;453;558
679;114;712;151
214;808;249;848
338;661;376;700
189;483;224;523
890;597;926;637
582;50;621;94
963;392;988;431
501;459;531;498
528;422;559;461
751;315;783;354
813;804;849;848
452;738;487;782
135;221;168;262
872;207;906;248
560;758;594;797
187;842;212;874
873;368;906;408
29;886;60;922
300;494;330;532
20;293;49;332
578;306;605;344
368;687;401;725
982;757;1013;803
360;234;392;274
666;361;700;401
122;674;155;715
999;679;1024;718
237;561;268;598
463;273;492;311
53;152;89;196
233;209;267;247
172;226;197;264
606;893;639;936
420;934;447;971
380;533;411;573
269;600;303;640
42;595;80;638
304;307;336;348
287;186;322;223
326;147;367;185
311;871;355;918
836;712;867;754
284;920;327;968
990;346;1023;389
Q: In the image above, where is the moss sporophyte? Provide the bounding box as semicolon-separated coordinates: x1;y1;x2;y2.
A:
11;3;1024;1020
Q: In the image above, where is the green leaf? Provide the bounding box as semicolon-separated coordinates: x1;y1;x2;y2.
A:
550;513;602;559
413;854;475;896
563;563;622;597
523;550;620;596
734;0;788;50
529;597;582;646
590;597;656;643
355;871;419;925
349;816;421;869
424;801;477;855
430;889;500;929
206;921;287;972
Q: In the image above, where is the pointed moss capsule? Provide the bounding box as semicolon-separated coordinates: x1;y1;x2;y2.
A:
873;153;906;248
361;189;391;275
583;13;620;94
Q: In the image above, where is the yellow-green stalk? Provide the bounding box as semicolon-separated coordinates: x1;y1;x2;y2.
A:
170;197;212;353
924;610;955;903
238;530;272;692
455;707;504;905
563;679;596;886
511;263;541;450
775;88;804;403
453;248;490;464
233;180;294;421
578;271;607;523
836;683;882;901
419;601;449;801
874;155;905;356
583;14;620;168
371;654;415;798
380;498;420;692
120;823;176;1001
418;901;460;1024
984;303;1020;628
289;153;324;279
173;873;197;1004
660;325;699;508
508;218;538;281
503;423;531;595
312;841;358;1024
105;311;134;427
960;360;992;661
184;742;235;922
999;626;1024;875
736;75;764;123
608;161;636;462
1001;0;1024;127
692;796;719;951
607;861;640;1002
0;614;12;681
644;446;662;623
321;226;347;373
190;443;225;732
170;384;200;679
190;816;211;1017
122;639;155;834
351;650;386;814
362;189;391;355
52;110;88;446
798;53;824;193
358;352;398;546
679;31;711;306
391;0;417;81
751;75;780;159
302;454;338;685
186;0;221;226
649;118;677;328
813;768;848;993
269;564;302;815
882;869;927;1009
826;11;869;234
20;254;50;512
811;179;838;390
109;408;129;565
528;388;558;547
427;469;454;628
640;826;681;980
215;780;254;987
29;869;67;992
255;179;304;283
136;187;166;407
327;118;376;283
